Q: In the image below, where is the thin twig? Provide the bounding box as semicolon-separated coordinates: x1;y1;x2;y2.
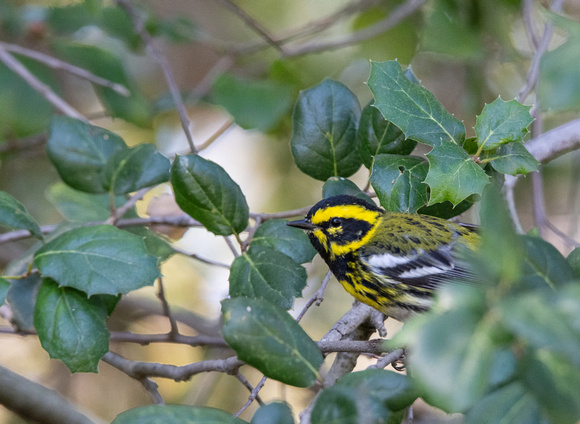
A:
106;187;152;225
216;0;283;53
138;377;165;404
282;0;426;57
2;42;130;96
296;271;332;323
0;43;86;121
156;277;179;336
115;0;197;153
234;375;267;417
367;348;405;370
197;119;235;152
172;246;231;269
250;205;312;221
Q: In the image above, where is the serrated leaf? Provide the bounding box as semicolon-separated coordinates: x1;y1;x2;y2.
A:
370;154;429;213
105;144;170;194
34;279;109;373
357;103;416;169
322;177;373;204
251;402;294;424
0;191;43;239
475;98;533;151
290;79;362;181
221;297;323;387
368;60;465;147
0;278;9;306
5;274;42;332
229;247;307;310
47;183;127;222
424;143;489;205
522;350;580;424
484;142;538;176
464;382;546;424
251;220;316;264
213;74;294;132
47;116;128;193
171;154;249;236
112;405;248;424
34;225;160;296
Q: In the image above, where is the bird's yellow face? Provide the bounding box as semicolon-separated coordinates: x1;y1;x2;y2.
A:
287;196;383;261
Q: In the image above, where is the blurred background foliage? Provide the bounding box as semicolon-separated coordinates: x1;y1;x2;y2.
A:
0;0;579;422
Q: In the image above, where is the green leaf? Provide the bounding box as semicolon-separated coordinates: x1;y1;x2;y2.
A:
0;278;9;306
251;402;295;424
417;196;476;220
112;405;248;424
251;219;316;264
474;98;533;151
500;286;580;364
213;74;294;132
105;144;170;194
397;286;494;412
53;42;151;126
47;116;128;194
484;142;538;176
125;226;174;262
370;154;429;213
229;246;307;310
336;369;418;412
290;79;362;181
567;247;580;278
34;279;109;373
34;225;160;296
47;183;128;222
368;60;465;147
539;33;580;112
357;103;416;169
424;143;489;205
522;350;580;424
322;177;373;204
311;386;361;424
221;297;323;387
0;191;43;239
0;56;57;138
464;382;546;424
520;235;576;290
5;274;42;332
171;154;249;236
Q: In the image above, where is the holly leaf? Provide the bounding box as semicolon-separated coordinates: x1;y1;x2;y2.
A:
368;60;465;147
171;154;249;236
34;279;109;373
424;143;489;205
34;225;160;296
474;98;533;151
370;155;429;213
229;246;307;310
483;142;538;176
290;79;362;181
322;177;373;204
221;297;322;387
0;191;43;239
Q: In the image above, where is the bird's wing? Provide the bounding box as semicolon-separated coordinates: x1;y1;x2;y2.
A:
359;243;477;290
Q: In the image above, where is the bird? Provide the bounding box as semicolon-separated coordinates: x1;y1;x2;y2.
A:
287;195;480;321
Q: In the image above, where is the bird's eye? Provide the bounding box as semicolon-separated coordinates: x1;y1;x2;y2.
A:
330;218;342;227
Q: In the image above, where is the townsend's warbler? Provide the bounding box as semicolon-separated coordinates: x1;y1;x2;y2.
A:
287;195;480;321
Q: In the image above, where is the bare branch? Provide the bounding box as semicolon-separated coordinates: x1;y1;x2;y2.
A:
115;0;197;153
367;348;405;370
234;375;267;417
296;271;332;323
0;365;104;424
106;187;152;225
2;42;130;96
0;43;87;121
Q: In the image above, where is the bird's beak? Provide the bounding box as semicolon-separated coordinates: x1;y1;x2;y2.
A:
287;219;317;231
